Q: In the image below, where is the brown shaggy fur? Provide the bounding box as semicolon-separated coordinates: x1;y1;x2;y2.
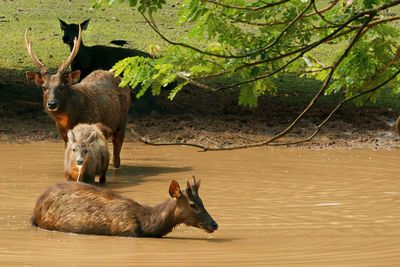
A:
65;123;111;184
32;180;218;238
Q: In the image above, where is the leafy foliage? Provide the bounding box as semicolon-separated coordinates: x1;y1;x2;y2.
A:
94;0;400;107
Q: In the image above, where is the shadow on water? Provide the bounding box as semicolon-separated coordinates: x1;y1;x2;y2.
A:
105;164;193;189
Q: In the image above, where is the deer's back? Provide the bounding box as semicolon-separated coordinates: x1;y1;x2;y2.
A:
71;70;130;131
33;182;143;236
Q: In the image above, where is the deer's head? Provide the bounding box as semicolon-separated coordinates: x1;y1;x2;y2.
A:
25;26;82;112
169;177;218;233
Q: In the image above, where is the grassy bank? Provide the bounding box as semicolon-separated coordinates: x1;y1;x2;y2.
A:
0;0;183;73
0;0;399;112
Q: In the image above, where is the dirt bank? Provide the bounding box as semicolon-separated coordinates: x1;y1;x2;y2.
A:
1;72;399;149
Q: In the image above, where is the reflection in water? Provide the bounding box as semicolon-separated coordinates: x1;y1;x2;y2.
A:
1;142;400;265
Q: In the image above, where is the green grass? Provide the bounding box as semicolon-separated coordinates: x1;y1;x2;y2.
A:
0;0;184;73
0;0;399;112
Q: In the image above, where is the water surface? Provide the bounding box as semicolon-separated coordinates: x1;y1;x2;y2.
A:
1;142;400;266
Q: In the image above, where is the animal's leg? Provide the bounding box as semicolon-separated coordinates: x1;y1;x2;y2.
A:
99;154;109;183
56;124;68;148
112;127;125;168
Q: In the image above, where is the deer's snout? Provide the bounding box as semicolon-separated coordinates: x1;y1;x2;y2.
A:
47;101;58;111
199;219;218;233
76;158;84;166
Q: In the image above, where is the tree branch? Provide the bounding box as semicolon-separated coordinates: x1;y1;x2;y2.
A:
133;68;400;151
190;10;375;90
271;68;400;146
199;0;291;11
194;9;395;83
133;12;377;151
220;0;339;27
139;0;314;59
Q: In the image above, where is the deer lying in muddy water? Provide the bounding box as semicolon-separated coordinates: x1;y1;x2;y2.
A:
25;26;130;168
32;177;218;237
65;123;111;184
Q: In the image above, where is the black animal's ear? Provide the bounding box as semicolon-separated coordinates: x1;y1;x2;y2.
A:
67;130;76;143
80;19;90;30
59;18;67;30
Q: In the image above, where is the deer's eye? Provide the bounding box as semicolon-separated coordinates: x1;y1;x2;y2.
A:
83;149;88;154
72;148;76;152
189;203;196;209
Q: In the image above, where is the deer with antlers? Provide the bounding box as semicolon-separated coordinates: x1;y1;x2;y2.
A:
25;26;130;168
32;177;218;237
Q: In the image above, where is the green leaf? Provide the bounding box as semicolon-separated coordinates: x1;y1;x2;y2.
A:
238;86;258;108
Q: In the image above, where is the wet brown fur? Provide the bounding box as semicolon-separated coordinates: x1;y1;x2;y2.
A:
32;179;218;238
64;123;111;183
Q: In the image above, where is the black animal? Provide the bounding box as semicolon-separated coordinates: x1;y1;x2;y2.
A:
59;18;151;79
59;18;156;115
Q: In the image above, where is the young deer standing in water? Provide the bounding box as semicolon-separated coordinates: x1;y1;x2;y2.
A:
64;123;111;184
32;177;218;237
25;26;130;168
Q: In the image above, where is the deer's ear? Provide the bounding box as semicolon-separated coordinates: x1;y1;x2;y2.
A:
59;18;67;30
67;130;75;143
67;70;81;85
26;71;43;86
169;180;182;198
81;19;90;30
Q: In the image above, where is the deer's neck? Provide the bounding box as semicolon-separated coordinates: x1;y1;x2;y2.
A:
49;87;81;126
138;198;178;237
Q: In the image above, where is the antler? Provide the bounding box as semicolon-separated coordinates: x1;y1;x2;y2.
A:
58;25;82;74
186;176;201;191
25;28;48;75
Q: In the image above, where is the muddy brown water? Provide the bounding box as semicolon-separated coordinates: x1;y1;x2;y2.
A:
1;142;400;266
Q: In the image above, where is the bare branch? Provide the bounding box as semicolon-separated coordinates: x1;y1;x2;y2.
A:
271;68;400;146
130;128;210;150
